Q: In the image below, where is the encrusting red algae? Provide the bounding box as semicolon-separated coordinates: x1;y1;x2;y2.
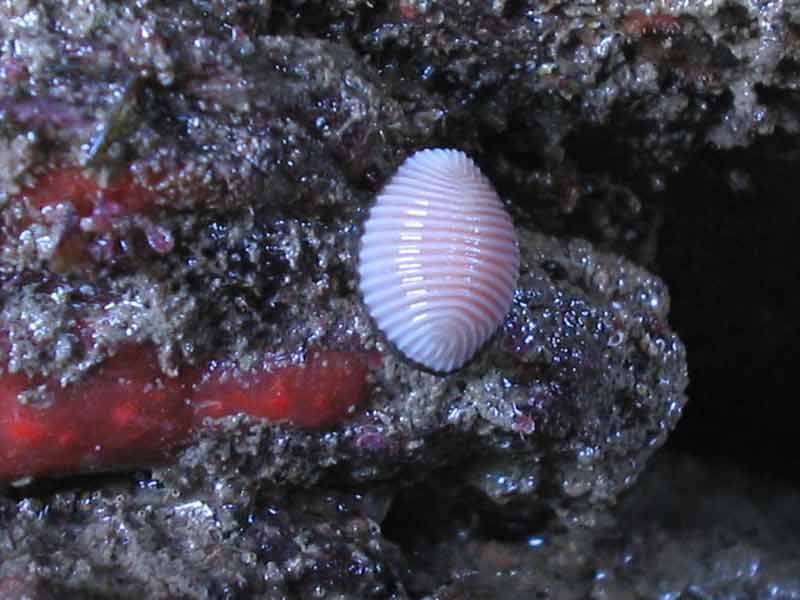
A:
14;165;161;273
0;160;373;481
0;346;371;481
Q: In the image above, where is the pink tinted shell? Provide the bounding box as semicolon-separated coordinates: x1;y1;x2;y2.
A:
358;148;519;372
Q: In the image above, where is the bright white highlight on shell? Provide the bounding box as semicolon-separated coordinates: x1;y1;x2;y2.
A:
358;148;520;372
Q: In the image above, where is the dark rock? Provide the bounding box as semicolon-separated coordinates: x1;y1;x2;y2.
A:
0;0;687;508
415;452;800;599
154;227;686;525
0;482;409;598
1;0;794;596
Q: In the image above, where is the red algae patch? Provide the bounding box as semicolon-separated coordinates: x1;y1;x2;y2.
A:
24;166;157;216
619;10;683;38
193;350;372;429
0;345;197;481
12;165;161;272
0;348;372;481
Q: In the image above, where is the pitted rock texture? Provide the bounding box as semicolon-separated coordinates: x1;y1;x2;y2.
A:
8;0;787;596
411;453;800;599
3;0;798;269
152;225;687;526
2;453;798;598
0;0;687;508
268;0;800;261
0;483;408;599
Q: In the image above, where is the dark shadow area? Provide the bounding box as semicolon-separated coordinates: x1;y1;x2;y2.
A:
659;133;800;480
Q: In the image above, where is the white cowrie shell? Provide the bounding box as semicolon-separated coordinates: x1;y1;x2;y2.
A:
358;149;519;372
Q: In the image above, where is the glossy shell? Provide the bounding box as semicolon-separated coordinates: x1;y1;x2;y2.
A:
358;148;519;372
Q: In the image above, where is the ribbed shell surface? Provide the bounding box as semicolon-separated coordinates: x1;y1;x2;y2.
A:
358;149;519;372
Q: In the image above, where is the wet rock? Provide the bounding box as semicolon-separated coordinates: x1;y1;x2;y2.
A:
10;0;797;596
414;453;800;599
3;453;798;598
269;0;800;261
132;224;686;530
0;482;408;599
0;1;688;510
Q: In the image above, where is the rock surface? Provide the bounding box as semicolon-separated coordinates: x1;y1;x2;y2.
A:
416;452;800;599
0;0;794;597
3;452;800;598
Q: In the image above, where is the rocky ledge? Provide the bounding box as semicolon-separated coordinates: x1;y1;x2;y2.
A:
0;0;795;597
